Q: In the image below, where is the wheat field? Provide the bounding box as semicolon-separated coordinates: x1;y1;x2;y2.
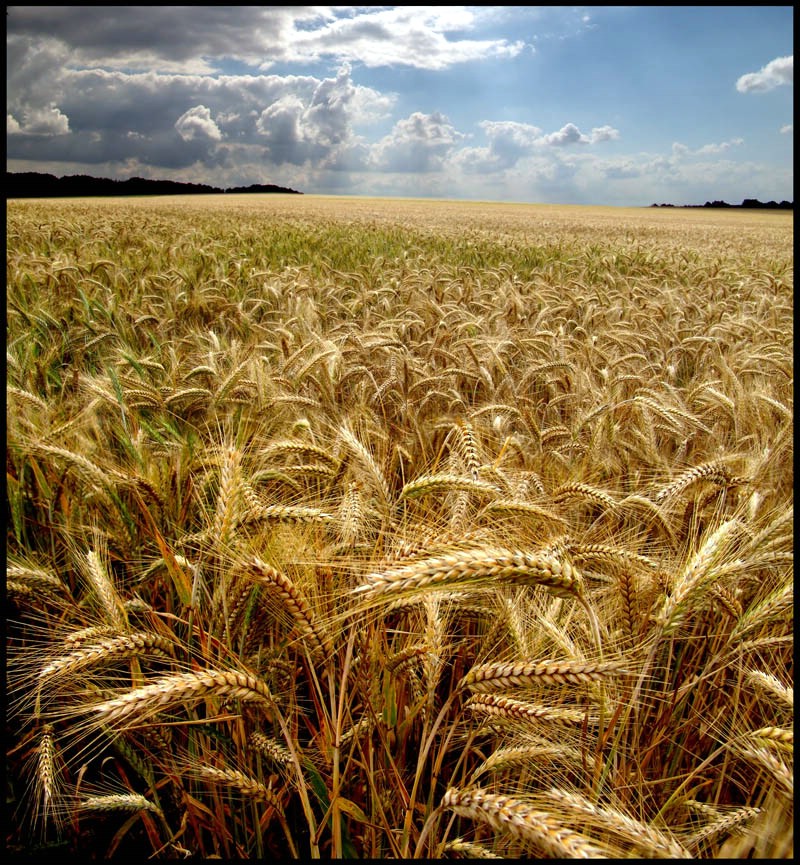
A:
6;194;793;859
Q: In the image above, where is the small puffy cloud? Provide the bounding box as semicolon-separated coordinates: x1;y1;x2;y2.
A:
536;122;618;147
696;137;744;154
456;119;619;174
175;105;222;142
370;111;465;172
736;55;793;93
588;125;620;143
673;138;744;157
8;114;22;134
780;124;793;134
542;122;586;146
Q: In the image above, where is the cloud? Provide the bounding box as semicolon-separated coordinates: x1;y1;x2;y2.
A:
175;105;222;142
468;120;543;171
597;159;642;180
370;112;466;172
588;125;620;143
6;43;388;175
6;7;525;73
6;7;322;74
538;123;619;147
672;138;744;157
251;64;386;167
8;104;71;136
455;119;619;175
541;122;586;147
736;55;793;93
286;7;525;70
780;124;793;134
696;137;744;154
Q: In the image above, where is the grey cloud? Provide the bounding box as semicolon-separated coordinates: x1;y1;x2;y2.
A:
7;36;382;175
6;6;523;72
6;6;323;70
7;125;222;170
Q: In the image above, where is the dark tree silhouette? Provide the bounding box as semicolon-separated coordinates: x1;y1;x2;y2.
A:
6;172;302;198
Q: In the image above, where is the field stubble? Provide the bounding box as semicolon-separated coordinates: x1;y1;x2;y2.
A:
6;195;792;858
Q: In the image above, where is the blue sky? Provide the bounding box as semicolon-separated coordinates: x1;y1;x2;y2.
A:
6;6;793;205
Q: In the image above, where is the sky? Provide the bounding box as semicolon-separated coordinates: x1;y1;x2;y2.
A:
6;6;794;206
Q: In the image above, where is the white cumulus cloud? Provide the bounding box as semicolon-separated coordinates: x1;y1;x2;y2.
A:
542;122;586;146
370;111;466;172
537;122;619;147
12;103;71;135
175;105;222;142
736;55;793;93
588;125;620;143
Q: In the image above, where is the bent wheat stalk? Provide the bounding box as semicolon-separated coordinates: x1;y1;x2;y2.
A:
441;786;609;858
89;668;275;726
248;557;333;661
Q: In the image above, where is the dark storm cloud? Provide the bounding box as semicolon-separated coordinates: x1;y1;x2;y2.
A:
6;6;322;69
6;6;523;72
7;125;224;169
7;25;387;175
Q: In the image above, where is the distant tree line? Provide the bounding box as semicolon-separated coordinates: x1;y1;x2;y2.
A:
6;172;303;198
651;198;792;210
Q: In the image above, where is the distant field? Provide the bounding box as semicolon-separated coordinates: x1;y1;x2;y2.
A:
6;195;793;859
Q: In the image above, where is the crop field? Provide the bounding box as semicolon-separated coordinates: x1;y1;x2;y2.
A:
6;195;793;859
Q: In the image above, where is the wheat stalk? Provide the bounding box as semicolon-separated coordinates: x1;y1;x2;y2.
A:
460;659;626;692
80;793;162;814
195;765;284;814
441;787;609;858
465;693;595;725
544;787;690;858
89;668;275;726
399;473;499;500
249;557;333;661
353;546;583;601
38;631;176;681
